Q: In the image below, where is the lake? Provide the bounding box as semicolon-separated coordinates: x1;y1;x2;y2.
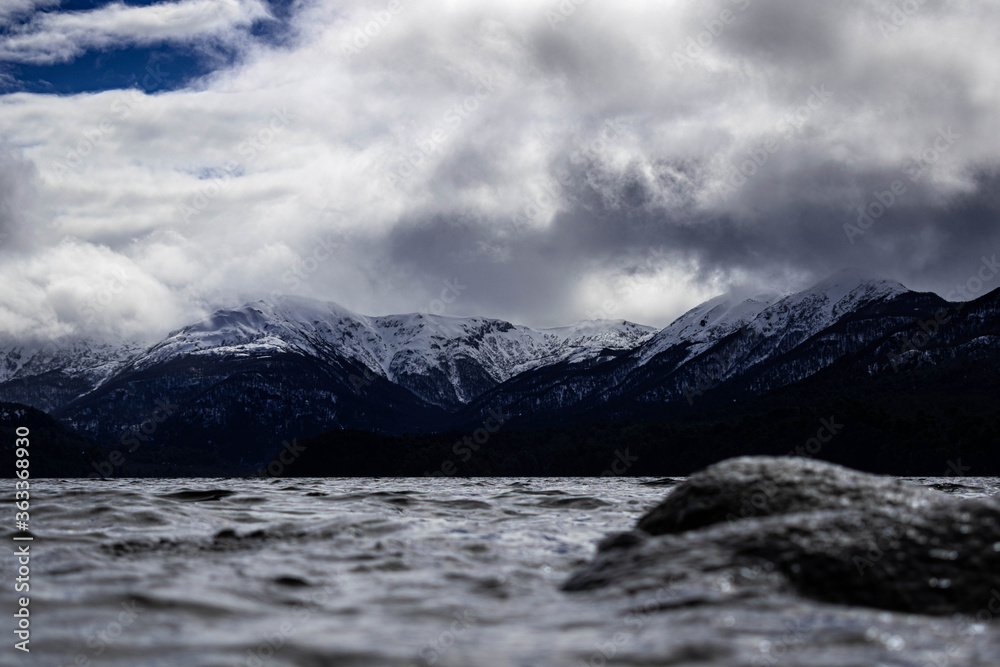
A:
4;476;1000;666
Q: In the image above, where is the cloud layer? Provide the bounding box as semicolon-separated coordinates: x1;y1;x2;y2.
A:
0;0;270;65
2;0;1000;341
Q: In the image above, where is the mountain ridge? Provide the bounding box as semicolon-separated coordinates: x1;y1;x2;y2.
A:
1;271;995;474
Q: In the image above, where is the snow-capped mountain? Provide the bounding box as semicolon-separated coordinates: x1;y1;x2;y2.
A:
0;337;142;385
455;271;945;427
743;269;909;346
0;298;656;465
637;270;905;368
2;270;997;473
129;296;656;409
0;338;144;412
634;290;780;365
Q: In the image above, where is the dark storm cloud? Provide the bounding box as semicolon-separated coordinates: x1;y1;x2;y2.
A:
388;139;1000;325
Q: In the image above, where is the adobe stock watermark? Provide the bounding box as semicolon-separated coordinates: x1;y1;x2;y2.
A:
277;232;344;294
877;0;930;38
579;575;682;667
409;610;477;667
176;108;295;224
751;619;813;667
385;76;502;187
233;585;337;667
851;520;910;576
945;253;1000;303
546;0;587;28
255;439;306;478
844;125;960;244
726;417;844;527
510;117;630;232
419;277;467;316
52;64;169;179
600;449;639;476
340;0;405;60
680;336;750;406
348;275;468;397
715;84;834;199
670;0;753;70
887;253;998;372
788;416;844;458
347;366;380;397
943;459;972;477
886;306;954;373
424;408;511;476
89;399;179;478
55;599;145;667
78;269;132;325
918;588;1000;667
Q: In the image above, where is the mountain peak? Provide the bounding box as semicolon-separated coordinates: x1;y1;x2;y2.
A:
637;290;781;364
743;269;911;345
805;268;908;302
130;294;660;408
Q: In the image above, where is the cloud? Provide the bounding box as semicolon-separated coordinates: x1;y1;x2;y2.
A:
0;236;190;341
1;0;1000;340
0;148;38;253
0;0;59;23
0;0;270;65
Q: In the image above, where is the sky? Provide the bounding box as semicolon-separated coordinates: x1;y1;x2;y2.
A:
1;0;999;342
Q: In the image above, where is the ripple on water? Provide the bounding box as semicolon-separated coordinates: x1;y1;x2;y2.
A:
525;496;612;509
158;489;237;502
427;499;493;510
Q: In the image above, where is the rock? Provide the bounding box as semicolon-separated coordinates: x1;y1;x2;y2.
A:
635;456;941;535
565;456;1000;615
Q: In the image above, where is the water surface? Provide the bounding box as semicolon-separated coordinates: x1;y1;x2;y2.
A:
3;476;999;666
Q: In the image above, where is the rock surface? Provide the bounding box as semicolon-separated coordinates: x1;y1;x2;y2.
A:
565;456;1000;615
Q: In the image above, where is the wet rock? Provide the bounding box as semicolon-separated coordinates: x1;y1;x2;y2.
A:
565;457;1000;615
635;456;941;535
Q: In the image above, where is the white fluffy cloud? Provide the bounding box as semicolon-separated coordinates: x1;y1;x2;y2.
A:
0;0;270;65
2;0;1000;342
0;0;58;23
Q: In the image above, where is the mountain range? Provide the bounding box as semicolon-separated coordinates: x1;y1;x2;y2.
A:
2;268;998;475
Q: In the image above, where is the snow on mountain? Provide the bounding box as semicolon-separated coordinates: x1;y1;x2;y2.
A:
457;270;923;427
627;270;913;402
636;269;908;367
0;337;147;413
0;337;144;387
129;296;657;407
660;270;911;390
0;271;918;422
745;269;909;342
636;290;780;365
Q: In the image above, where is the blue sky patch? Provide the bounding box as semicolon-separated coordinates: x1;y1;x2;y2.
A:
1;0;299;95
